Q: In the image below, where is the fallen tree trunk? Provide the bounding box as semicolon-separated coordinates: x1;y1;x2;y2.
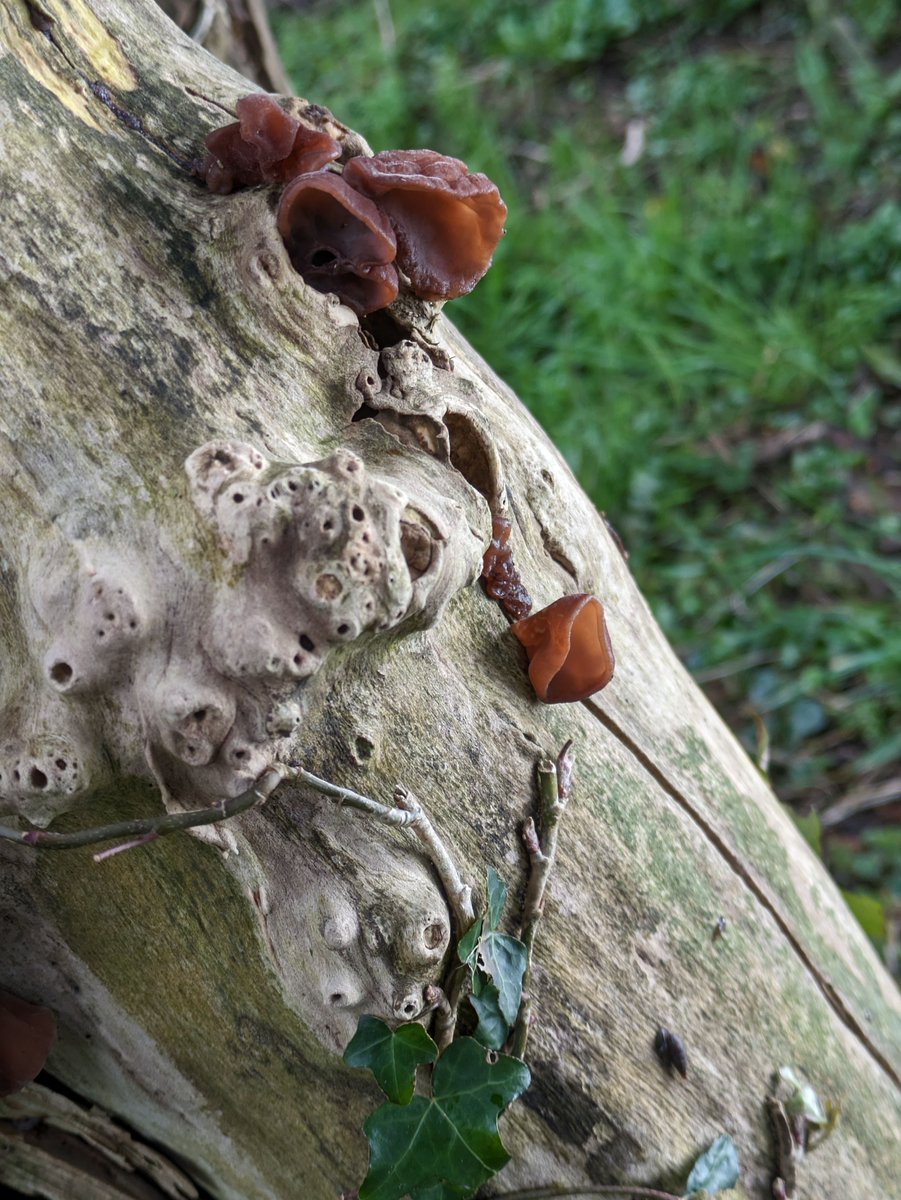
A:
0;2;899;1198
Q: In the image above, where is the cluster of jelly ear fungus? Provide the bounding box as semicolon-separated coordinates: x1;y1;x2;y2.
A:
199;94;507;316
481;516;615;704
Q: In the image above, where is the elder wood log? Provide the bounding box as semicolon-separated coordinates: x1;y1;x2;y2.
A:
0;2;899;1198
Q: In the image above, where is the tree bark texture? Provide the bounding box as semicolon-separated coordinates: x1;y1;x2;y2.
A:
0;2;898;1198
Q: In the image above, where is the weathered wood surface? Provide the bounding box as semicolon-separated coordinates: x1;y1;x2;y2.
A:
0;2;899;1198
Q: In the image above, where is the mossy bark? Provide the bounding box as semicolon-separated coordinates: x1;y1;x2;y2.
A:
0;2;899;1199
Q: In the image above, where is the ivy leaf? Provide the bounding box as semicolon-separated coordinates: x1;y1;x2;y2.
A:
476;932;528;1026
359;1037;530;1200
343;1016;437;1105
486;867;508;931
684;1134;740;1196
470;984;509;1050
778;1066;827;1125
457;918;483;966
410;1186;470;1200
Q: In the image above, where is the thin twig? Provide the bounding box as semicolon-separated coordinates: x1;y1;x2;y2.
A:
485;1184;683;1200
289;766;419;826
511;741;574;1060
393;785;475;930
434;961;470;1053
392;791;476;1051
414;982;454;1047
189;0;217;43
0;767;286;855
93;831;159;862
290;768;474;932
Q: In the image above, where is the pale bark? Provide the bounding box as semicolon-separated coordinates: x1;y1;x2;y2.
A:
0;2;898;1199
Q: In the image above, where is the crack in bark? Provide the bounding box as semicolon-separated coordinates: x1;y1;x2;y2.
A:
184;85;236;116
538;523;579;581
21;3;196;171
86;79;196;171
584;697;901;1092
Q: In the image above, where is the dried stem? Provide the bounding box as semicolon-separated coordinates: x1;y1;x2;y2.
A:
290;767;473;932
511;740;573;1060
392;785;475;930
0;763;473;940
0;767;287;855
415;982;455;1049
289;766;419;826
93;831;159;862
434;962;469;1053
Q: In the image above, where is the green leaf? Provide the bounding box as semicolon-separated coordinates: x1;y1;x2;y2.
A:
476;931;528;1026
684;1134;740;1196
486;867;508;930
411;1184;471;1200
862;343;901;388
841;890;887;942
778;1066;827;1125
457;918;483;965
470;985;509;1050
344;1016;437;1105
788;808;822;858
360;1037;530;1200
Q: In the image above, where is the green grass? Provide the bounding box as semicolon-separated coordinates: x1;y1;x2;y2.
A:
271;0;901;958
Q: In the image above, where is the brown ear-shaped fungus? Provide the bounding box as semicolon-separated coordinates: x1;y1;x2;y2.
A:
512;593;615;704
0;990;57;1097
201;95;341;195
343;150;507;301
277;173;399;316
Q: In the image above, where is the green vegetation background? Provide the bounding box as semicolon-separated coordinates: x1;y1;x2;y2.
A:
270;0;901;971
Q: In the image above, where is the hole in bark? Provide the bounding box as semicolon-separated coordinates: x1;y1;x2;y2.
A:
355;736;374;761
359;307;408;351
444;411;496;501
299;634;315;651
316;573;342;600
400;519;433;579
49;661;73;685
423;922;446;950
29;768;48;789
351;402;378;423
